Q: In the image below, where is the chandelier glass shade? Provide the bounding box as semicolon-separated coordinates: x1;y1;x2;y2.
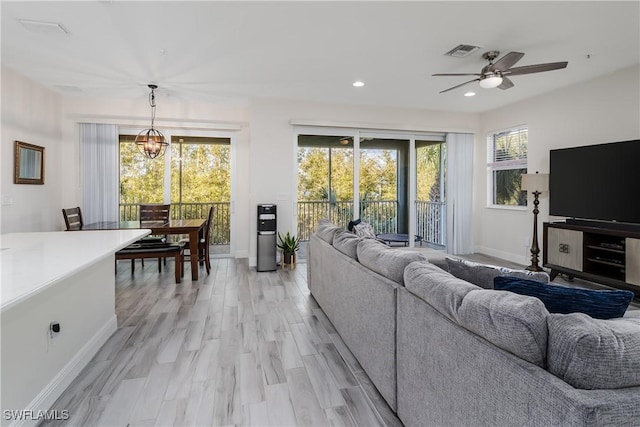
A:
135;84;168;159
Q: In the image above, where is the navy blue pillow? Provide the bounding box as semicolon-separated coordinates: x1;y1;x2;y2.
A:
493;276;634;320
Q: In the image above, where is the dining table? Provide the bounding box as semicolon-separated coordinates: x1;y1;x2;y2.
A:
83;219;207;281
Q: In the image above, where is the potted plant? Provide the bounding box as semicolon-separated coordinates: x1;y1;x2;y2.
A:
277;232;300;265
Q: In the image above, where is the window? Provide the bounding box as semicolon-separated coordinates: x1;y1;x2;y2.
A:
487;126;528;206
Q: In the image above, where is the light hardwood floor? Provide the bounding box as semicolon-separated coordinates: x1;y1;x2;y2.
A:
41;258;403;427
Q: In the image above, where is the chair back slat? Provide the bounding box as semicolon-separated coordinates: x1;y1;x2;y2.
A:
139;204;170;225
62;207;83;231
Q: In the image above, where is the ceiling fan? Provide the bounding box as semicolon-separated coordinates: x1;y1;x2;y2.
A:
433;51;568;93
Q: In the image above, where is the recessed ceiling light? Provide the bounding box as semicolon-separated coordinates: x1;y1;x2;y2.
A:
353;81;365;87
464;92;476;97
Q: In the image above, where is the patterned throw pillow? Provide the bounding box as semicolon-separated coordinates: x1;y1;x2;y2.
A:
353;222;376;239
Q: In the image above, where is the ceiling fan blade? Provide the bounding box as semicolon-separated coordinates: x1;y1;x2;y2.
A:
505;61;568;76
489;52;525;72
498;77;514;90
439;78;480;93
432;73;482;77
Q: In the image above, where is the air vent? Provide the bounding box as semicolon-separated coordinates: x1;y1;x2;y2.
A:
444;44;481;58
18;19;70;36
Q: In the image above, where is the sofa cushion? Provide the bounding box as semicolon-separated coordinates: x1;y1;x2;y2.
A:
333;229;361;260
404;261;480;323
457;289;549;368
547;313;640;389
494;276;634;320
446;257;549;289
316;219;342;244
357;239;427;286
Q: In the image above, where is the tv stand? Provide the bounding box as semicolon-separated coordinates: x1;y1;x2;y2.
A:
543;222;640;296
565;218;640;233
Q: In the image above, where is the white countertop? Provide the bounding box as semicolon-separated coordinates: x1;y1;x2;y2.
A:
0;229;150;312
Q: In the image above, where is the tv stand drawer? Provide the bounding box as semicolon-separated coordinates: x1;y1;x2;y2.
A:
546;228;583;271
627;238;640;286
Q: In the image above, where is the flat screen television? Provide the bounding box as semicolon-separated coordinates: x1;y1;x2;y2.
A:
549;139;640;226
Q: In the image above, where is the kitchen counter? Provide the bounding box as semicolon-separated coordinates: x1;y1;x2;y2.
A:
1;229;149;312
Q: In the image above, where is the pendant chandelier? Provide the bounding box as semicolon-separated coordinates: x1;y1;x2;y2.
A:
135;84;168;159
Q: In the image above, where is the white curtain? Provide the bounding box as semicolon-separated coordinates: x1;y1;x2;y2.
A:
80;123;119;224
446;133;474;254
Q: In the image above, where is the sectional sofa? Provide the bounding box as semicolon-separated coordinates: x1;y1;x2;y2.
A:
307;220;640;426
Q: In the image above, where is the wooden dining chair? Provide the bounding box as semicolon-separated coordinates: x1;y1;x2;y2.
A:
137;203;171;269
139;204;171;225
62;207;83;231
180;205;214;275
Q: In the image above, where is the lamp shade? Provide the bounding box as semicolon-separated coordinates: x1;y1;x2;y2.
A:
521;172;549;192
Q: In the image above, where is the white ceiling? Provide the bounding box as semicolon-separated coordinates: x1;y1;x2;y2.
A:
2;1;639;113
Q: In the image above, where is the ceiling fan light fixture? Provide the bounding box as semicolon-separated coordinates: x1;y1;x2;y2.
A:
135;84;168;159
479;74;503;89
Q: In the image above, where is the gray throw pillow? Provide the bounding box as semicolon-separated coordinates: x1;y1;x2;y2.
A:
445;257;549;289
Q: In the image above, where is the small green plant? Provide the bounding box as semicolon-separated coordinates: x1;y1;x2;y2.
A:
277;232;300;254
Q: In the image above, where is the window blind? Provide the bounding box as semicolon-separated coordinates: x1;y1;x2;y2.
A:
487;127;528;167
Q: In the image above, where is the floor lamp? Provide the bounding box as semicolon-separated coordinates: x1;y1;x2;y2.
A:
521;172;549;272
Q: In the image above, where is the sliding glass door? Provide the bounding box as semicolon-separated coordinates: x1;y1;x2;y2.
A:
119;133;233;257
415;140;446;247
359;137;409;235
297;135;354;240
170;136;231;254
297;128;445;249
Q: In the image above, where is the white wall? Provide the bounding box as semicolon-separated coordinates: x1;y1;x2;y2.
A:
248;97;480;265
476;65;640;265
1;67;63;232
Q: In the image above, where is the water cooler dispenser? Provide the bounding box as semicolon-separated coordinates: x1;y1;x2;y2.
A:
257;204;277;272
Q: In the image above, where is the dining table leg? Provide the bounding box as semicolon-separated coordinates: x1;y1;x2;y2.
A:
188;229;199;280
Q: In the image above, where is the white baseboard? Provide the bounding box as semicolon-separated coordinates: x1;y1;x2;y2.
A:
10;315;118;427
474;245;528;267
234;249;249;259
248;256;257;267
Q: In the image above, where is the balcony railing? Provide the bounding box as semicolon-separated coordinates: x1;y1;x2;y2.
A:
415;201;446;247
297;201;354;241
119;202;231;244
297;200;445;246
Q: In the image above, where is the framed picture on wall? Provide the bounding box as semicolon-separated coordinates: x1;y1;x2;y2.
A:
14;141;45;185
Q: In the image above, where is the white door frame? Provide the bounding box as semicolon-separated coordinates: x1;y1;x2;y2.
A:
293;126;444;248
120;126;238;257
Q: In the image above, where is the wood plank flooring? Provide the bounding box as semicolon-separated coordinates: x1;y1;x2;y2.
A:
41;258;401;427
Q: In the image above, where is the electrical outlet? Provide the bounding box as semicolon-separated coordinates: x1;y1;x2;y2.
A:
524;236;531;247
49;322;61;338
1;195;13;205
